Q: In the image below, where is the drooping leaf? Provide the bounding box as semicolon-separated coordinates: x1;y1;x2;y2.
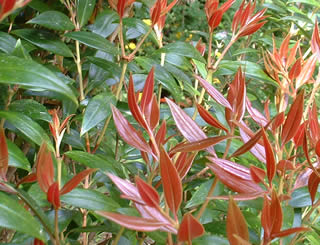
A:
0;111;52;149
60;168;96;195
178;213;205;242
0;192;45;240
111;105;153;155
96;211;165;232
281;89;304;147
27;11;74;31
76;0;96;28
81;91;116;136
0;55;78;106
308;172;320;205
0;127;8;180
65;31;118;55
12;29;73;57
47;182;60;209
226;196;249;245
135;176;160;208
36;143;54;193
160;146;182;216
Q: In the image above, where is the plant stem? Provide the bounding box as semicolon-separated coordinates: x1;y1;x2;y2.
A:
207;31;213;69
127;27;153;60
196;177;218;220
0;85;16;128
119;20;126;58
212;34;237;71
54;208;60;245
113;227;125;245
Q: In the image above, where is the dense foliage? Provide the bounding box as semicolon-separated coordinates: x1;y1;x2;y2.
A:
0;0;320;244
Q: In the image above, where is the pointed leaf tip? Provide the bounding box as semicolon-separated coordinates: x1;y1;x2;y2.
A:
178;213;204;242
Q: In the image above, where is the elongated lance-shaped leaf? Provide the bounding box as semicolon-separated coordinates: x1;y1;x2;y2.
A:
141;67;155;113
135;176;160;209
60;168;96;195
262;128;276;186
111;105;153;156
175;152;197;179
96;211;165;232
271;227;310;240
311;20;320;59
144;94;160;130
309;102;320;143
171;135;232;153
47;182;60;209
227;196;249;245
196;103;229;132
160;146;182;216
195;75;232;110
166;98;215;156
36;143;54;193
178;213;204;242
0;127;8;181
246;98;268;127
281;90;304;148
156;120;166;146
308;171;320;204
117;0;126;19
250;165;265;184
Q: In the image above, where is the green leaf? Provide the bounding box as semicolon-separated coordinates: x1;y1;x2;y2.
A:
11;39;32;60
0;192;45;240
64;151;120;174
9;99;52;122
65;31;118;55
28;0;51;12
12;29;73;57
88;9;118;38
156;41;206;63
81;91;116;135
288;0;320;8
76;0;96;28
0;54;78;106
87;56;122;76
27;11;75;31
7;140;31;171
0;111;52;149
216;60;279;87
289;187;314;208
0;32;16;54
193;235;229;245
185;179;214;208
61;188;120;211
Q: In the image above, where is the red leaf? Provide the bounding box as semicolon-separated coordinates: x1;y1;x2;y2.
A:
227;196;249;245
135;176;160;208
60;168;96;195
0;0;15;15
151;0;161;26
250;165;265;184
195;75;232;110
246;98;268;127
289;58;302;81
160;146;182;216
33;238;44;245
141;67;155;113
0;127;8;181
293;122;305;148
239;21;267;37
207;157;263;194
208;9;223;31
171;136;232;153
271;111;285;133
277;160;294;173
294;168;312;190
175;152;196;179
145;94;159;130
309;102;320;143
16;173;37;187
262;128;276;185
308;171;320;204
311;20;320;59
295;54;317;89
281;90;304;147
47;182;60;209
36;143;54;193
117;0;125;19
107;174;142;204
155;120;166;146
111;105;153;155
271;227;310;239
128;74;150;132
316;140;320;157
197;103;229;132
96;211;165;232
195;38;205;56
166;98;215;156
178;213;204;242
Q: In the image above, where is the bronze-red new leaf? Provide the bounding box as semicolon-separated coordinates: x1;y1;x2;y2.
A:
60;168;96;195
47;182;60;209
308;171;320;205
177;213;204;242
0;127;8;181
227;196;249;245
140;67;155;113
281;90;304;147
135;176;160;209
36;143;54;193
262;128;276;186
160;146;182;216
250;165;265;184
175;152;196;179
